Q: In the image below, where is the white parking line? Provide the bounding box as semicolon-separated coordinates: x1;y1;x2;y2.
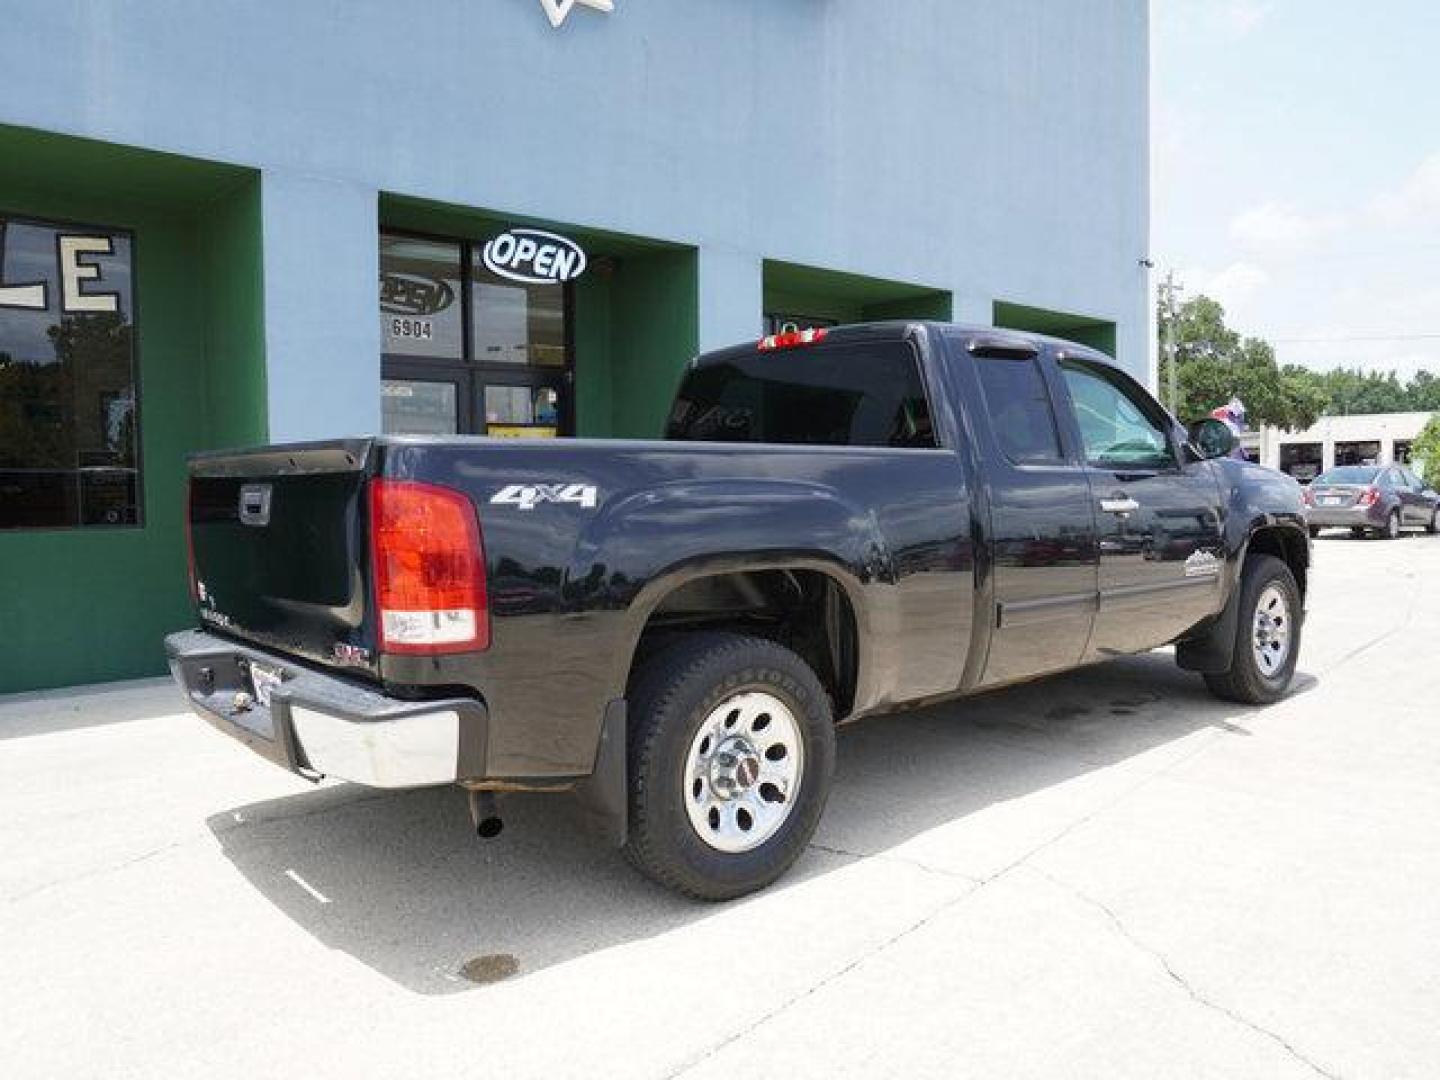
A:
284;868;331;904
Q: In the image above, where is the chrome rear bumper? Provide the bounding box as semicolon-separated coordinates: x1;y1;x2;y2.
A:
164;629;487;788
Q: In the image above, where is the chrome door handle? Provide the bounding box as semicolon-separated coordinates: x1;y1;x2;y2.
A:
1100;496;1140;515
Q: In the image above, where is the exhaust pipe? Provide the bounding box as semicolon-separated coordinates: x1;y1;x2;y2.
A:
468;789;504;840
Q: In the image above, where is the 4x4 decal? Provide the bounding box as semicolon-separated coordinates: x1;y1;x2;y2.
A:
490;483;599;511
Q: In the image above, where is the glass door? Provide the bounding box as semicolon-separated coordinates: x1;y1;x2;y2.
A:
378;228;576;437
478;370;571;438
382;375;464;435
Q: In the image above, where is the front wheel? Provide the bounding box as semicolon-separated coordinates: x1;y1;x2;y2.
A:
624;633;835;900
1203;554;1302;705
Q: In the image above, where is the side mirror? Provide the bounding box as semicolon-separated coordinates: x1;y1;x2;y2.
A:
1187;418;1237;460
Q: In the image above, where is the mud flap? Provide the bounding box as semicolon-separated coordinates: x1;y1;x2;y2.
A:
1175;588;1241;674
575;699;628;847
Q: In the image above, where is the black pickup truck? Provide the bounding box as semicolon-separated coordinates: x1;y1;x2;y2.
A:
167;322;1309;899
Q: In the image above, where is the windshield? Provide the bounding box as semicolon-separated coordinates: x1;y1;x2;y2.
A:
1314;466;1380;485
666;340;935;448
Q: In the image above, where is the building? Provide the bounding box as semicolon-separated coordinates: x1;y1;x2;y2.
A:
1241;412;1434;482
0;1;1150;694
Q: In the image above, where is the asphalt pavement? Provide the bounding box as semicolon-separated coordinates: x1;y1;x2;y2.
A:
2;531;1437;1079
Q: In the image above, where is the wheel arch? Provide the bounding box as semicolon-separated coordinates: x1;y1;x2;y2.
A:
1177;520;1308;674
618;555;869;721
1243;521;1310;600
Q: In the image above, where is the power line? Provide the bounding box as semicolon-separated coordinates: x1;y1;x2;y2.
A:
1271;332;1440;344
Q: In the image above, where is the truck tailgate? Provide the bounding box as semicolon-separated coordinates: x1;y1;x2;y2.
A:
188;440;377;676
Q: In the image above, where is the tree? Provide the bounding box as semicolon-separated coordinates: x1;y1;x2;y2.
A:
1414;415;1440;488
1159;295;1325;431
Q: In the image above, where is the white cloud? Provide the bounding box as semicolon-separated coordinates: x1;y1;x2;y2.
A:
1205;261;1271;307
1367;151;1440;228
1228;201;1346;254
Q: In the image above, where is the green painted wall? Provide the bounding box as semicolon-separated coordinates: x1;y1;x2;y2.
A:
993;300;1117;358
763;260;952;327
574;270;615;437
0;128;263;693
609;250;699;438
204;178;268;450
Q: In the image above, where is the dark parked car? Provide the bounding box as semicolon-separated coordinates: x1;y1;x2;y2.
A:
1303;465;1439;539
167;322;1310;899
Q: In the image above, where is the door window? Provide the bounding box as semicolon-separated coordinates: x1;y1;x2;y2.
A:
472;259;567;367
382;379;459;435
972;355;1063;464
379;237;463;359
1058;359;1175;470
379;230;574;436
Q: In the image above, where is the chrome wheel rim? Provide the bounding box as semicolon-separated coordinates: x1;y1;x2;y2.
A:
683;691;803;853
1252;584;1291;679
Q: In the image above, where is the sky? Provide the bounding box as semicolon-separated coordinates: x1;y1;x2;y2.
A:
1153;0;1440;380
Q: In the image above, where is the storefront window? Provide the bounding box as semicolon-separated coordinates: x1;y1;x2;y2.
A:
0;216;139;529
379;235;463;359
379;228;576;438
381;379;459;435
472;260;566;366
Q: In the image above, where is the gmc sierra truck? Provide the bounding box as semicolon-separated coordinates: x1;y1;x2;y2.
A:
167;322;1309;899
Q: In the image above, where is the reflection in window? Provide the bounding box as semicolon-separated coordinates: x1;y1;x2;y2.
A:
1059;360;1173;469
472;257;566;366
973;355;1063;464
0;217;139;529
382;379;459;435
667;341;934;448
379;235;463;358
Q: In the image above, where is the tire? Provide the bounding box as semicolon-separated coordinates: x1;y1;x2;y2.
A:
1203;553;1302;705
1307;526;1320;539
1351;527;1367;539
1384;510;1401;540
1427;508;1439;535
623;632;836;901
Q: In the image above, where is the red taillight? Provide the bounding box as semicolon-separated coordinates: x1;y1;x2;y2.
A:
369;479;489;655
1359;487;1380;507
758;327;828;351
185;480;197;601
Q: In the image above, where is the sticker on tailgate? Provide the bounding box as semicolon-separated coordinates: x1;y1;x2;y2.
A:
490;483;598;511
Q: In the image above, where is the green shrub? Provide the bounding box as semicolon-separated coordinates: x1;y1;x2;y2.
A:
1415;414;1440;487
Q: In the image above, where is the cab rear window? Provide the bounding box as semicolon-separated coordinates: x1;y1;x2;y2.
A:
666;341;935;448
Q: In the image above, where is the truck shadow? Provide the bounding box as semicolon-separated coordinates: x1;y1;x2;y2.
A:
206;652;1317;995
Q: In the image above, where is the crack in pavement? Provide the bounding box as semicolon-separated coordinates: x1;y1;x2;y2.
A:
1032;866;1344;1080
805;840;982;884
667;725;1238;1079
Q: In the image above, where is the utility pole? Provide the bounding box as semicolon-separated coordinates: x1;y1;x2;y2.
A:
1158;271;1184;417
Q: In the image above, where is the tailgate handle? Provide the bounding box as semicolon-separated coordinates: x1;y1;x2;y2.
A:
238;483;273;527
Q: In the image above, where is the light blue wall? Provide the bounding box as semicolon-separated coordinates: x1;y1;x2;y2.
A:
1;0;1150;434
259;172;381;440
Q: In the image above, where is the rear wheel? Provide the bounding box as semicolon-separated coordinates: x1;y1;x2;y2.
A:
1384;510;1401;540
1203;554;1302;705
1307;525;1321;539
624;633;835;900
1351;527;1367;539
1427;508;1439;535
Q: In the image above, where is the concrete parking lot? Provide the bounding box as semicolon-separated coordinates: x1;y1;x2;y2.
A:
3;533;1438;1079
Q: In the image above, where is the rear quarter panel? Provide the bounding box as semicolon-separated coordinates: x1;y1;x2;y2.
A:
378;438;974;777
